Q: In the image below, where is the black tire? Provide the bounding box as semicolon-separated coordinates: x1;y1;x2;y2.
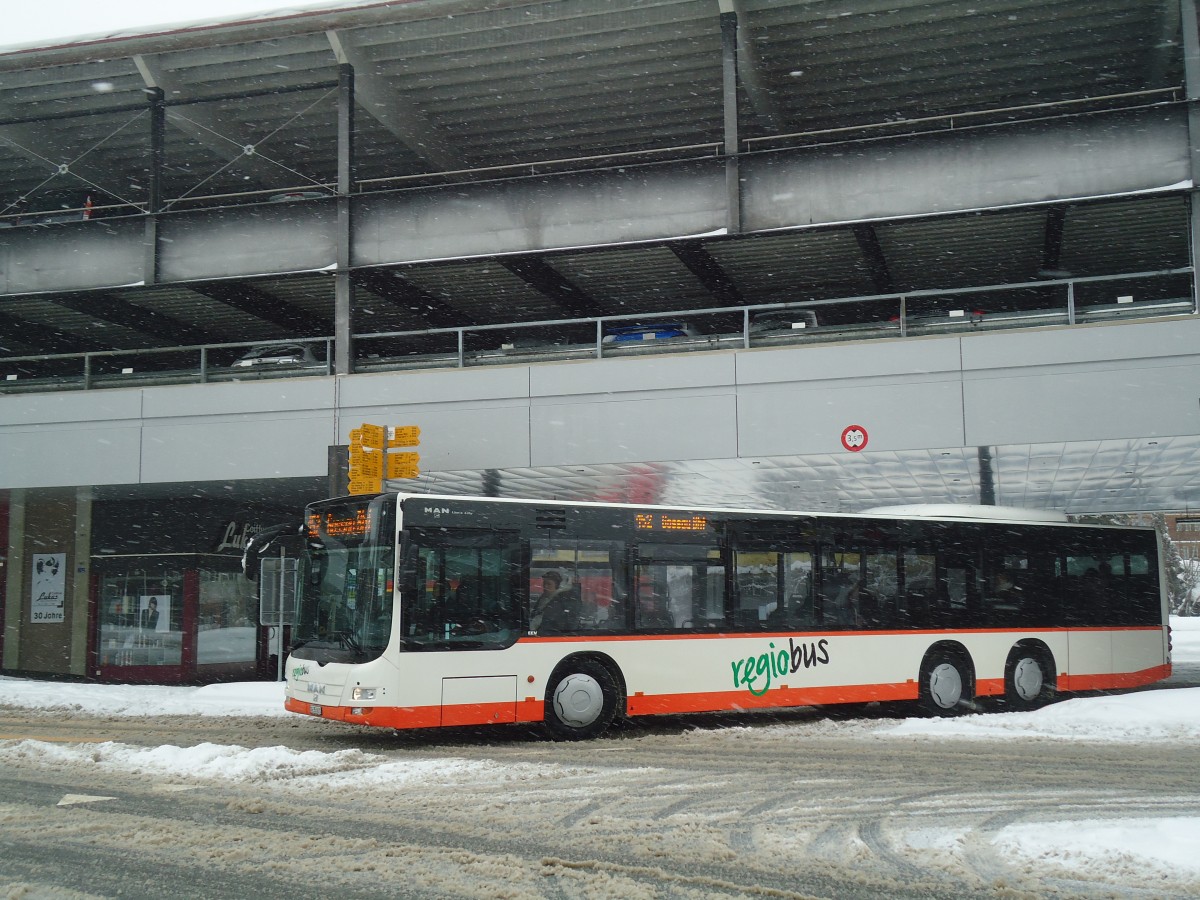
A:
1005;646;1055;711
544;658;620;741
918;649;973;717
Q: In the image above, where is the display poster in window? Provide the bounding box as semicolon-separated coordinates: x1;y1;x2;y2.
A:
139;595;170;633
31;553;66;624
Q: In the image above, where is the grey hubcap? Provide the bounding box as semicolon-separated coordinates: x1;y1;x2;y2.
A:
553;673;604;727
928;662;963;709
1012;657;1044;702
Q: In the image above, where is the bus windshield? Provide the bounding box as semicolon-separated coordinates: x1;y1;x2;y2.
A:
293;496;395;663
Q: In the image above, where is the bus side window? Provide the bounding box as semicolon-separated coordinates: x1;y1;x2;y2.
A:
1065;553;1108;625
530;539;624;634
860;548;898;629
734;550;776;630
901;550;937;629
635;544;724;632
780;551;815;629
1124;552;1159;625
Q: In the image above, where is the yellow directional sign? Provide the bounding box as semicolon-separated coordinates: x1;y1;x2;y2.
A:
350;448;382;477
348;474;382;495
389;425;421;448
388;451;421;479
347;423;421;489
359;423;387;450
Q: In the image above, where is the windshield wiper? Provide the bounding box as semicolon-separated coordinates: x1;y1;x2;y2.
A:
335;629;364;655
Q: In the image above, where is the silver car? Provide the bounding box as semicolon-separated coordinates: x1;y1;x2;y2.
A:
231;343;320;368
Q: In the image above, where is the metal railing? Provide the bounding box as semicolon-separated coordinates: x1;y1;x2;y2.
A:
2;269;1191;393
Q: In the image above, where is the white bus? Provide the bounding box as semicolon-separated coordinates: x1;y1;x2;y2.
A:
275;493;1171;739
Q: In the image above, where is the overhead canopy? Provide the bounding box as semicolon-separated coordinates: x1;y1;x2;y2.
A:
0;0;1187;356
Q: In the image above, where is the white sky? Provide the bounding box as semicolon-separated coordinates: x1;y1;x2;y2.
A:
2;616;1198;890
3;1;359;48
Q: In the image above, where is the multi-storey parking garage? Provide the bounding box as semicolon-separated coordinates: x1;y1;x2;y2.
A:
3;0;1200;683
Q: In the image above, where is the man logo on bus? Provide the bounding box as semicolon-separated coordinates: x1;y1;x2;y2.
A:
731;638;830;696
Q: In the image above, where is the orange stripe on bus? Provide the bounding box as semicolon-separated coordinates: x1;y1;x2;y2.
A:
285;663;1172;729
1060;664;1170;693
975;677;1005;697
624;681;919;716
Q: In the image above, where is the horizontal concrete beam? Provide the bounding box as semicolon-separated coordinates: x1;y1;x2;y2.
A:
742;108;1190;231
0;107;1186;297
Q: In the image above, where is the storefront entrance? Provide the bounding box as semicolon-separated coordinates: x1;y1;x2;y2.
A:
90;499;297;684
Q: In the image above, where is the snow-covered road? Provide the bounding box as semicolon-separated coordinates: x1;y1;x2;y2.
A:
1;617;1197;898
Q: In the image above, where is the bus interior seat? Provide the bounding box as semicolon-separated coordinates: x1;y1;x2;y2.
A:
538;589;582;633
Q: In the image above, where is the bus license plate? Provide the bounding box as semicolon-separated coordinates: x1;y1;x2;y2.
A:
309;704;323;716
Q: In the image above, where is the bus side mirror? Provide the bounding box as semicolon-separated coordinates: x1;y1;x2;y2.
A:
242;523;303;581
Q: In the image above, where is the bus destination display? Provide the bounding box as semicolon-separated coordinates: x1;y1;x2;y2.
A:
634;512;709;532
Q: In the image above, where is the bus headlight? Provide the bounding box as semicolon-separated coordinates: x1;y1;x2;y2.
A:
351;686;377;702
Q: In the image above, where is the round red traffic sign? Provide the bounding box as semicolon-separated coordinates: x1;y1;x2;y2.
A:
840;425;868;452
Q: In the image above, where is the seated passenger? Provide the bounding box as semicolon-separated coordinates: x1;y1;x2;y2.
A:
539;587;582;633
530;570;567;631
821;574;858;627
990;572;1020;607
636;594;674;630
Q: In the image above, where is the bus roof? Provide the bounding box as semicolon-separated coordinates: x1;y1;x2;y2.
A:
856;504;1070;523
384;493;1080;526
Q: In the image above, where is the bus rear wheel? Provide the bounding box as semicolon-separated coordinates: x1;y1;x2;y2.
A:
544;658;619;741
1005;647;1055;711
918;650;972;716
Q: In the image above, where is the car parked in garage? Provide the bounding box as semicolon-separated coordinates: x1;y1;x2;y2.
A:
231;343;321;369
602;322;699;343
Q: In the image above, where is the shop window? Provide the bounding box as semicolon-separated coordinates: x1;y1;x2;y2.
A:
197;569;258;665
97;571;183;667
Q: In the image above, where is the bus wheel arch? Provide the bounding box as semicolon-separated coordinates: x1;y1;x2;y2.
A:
1004;641;1057;710
543;653;625;741
917;642;975;716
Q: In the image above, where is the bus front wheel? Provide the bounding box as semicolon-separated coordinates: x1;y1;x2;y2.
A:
918;650;973;717
545;658;619;741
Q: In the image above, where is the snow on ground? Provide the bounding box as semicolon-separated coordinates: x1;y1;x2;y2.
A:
2;616;1199;886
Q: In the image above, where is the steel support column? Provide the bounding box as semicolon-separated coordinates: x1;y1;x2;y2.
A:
978;446;996;506
143;87;165;285
1181;0;1200;312
720;5;741;234
334;63;356;375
